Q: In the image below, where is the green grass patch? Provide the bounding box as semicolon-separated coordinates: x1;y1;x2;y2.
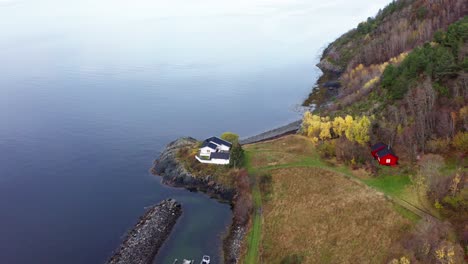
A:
363;175;411;196
392;204;421;223
243;150;256;173
245;185;262;264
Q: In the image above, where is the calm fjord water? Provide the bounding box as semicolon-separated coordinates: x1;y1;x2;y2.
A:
0;1;390;263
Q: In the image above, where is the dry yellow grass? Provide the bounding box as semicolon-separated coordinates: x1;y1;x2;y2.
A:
261;167;411;264
245;135;315;168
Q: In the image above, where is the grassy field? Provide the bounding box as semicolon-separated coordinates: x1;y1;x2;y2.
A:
242;135;416;263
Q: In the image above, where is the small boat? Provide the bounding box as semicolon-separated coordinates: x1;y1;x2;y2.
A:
172;259;193;264
200;255;210;264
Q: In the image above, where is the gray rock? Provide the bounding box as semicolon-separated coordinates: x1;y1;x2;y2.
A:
223;224;247;264
106;199;182;264
316;58;343;73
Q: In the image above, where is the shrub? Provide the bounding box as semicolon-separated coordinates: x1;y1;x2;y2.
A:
280;254;304;264
334;137;370;166
317;140;336;159
442;194;467;209
426;138;450;153
258;172;273;201
427;174;452;202
393;221;465;264
452;132;468;153
233;170;252;225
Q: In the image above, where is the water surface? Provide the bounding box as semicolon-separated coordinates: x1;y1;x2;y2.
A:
0;0;391;263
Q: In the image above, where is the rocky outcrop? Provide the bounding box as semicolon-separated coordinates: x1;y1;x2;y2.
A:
316;57;343;74
106;199;182;264
151;137;235;201
239;120;301;145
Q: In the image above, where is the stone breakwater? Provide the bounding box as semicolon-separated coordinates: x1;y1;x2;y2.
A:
223;224;247;264
106;199;182;264
239;120;301;145
151;137;244;263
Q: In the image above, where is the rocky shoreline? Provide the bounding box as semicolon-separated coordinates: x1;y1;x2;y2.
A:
151;137;245;264
106;199;182;264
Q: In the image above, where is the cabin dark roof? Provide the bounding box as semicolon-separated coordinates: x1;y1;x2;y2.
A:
371;142;388;151
201;141;218;150
210;152;230;160
206;137;232;147
376;147;397;158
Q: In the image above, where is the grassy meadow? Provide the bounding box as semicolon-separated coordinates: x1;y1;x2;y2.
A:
242;135;416;263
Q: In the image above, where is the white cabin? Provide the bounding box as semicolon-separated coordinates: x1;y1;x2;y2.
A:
196;137;232;165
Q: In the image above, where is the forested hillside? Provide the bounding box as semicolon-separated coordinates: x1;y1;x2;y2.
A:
305;0;466;109
299;0;467;262
303;0;467;159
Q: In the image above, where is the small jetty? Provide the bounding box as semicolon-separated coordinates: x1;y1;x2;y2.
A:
239;120;301;145
106;199;182;264
172;259;193;264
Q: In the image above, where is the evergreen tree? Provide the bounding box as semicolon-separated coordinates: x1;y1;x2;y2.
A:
229;142;244;168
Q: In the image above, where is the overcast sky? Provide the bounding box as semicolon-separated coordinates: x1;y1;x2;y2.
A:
0;0;394;73
2;0;392;34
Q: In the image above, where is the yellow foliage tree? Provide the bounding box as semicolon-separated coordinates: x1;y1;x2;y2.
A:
303;112;322;138
302;112;370;145
436;245;456;264
353;116;371;145
319;121;332;140
389;256;411;264
344;115;354;140
332;116;346;136
363;76;379;89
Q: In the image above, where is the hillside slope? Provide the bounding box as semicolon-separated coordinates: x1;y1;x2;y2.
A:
298;0;467;262
304;0;467;109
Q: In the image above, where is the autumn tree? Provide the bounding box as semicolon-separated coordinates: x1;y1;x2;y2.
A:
347;116;371;145
221;132;239;144
452;132;468;153
303;112;371;145
332;116;346;136
343;115;354;140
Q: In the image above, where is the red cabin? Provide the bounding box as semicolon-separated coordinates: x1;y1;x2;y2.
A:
370;142;399;166
371;142;387;158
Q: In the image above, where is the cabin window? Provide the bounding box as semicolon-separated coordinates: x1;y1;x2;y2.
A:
386;159;391;163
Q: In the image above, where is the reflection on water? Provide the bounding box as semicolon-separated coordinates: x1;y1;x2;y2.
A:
0;0;390;263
